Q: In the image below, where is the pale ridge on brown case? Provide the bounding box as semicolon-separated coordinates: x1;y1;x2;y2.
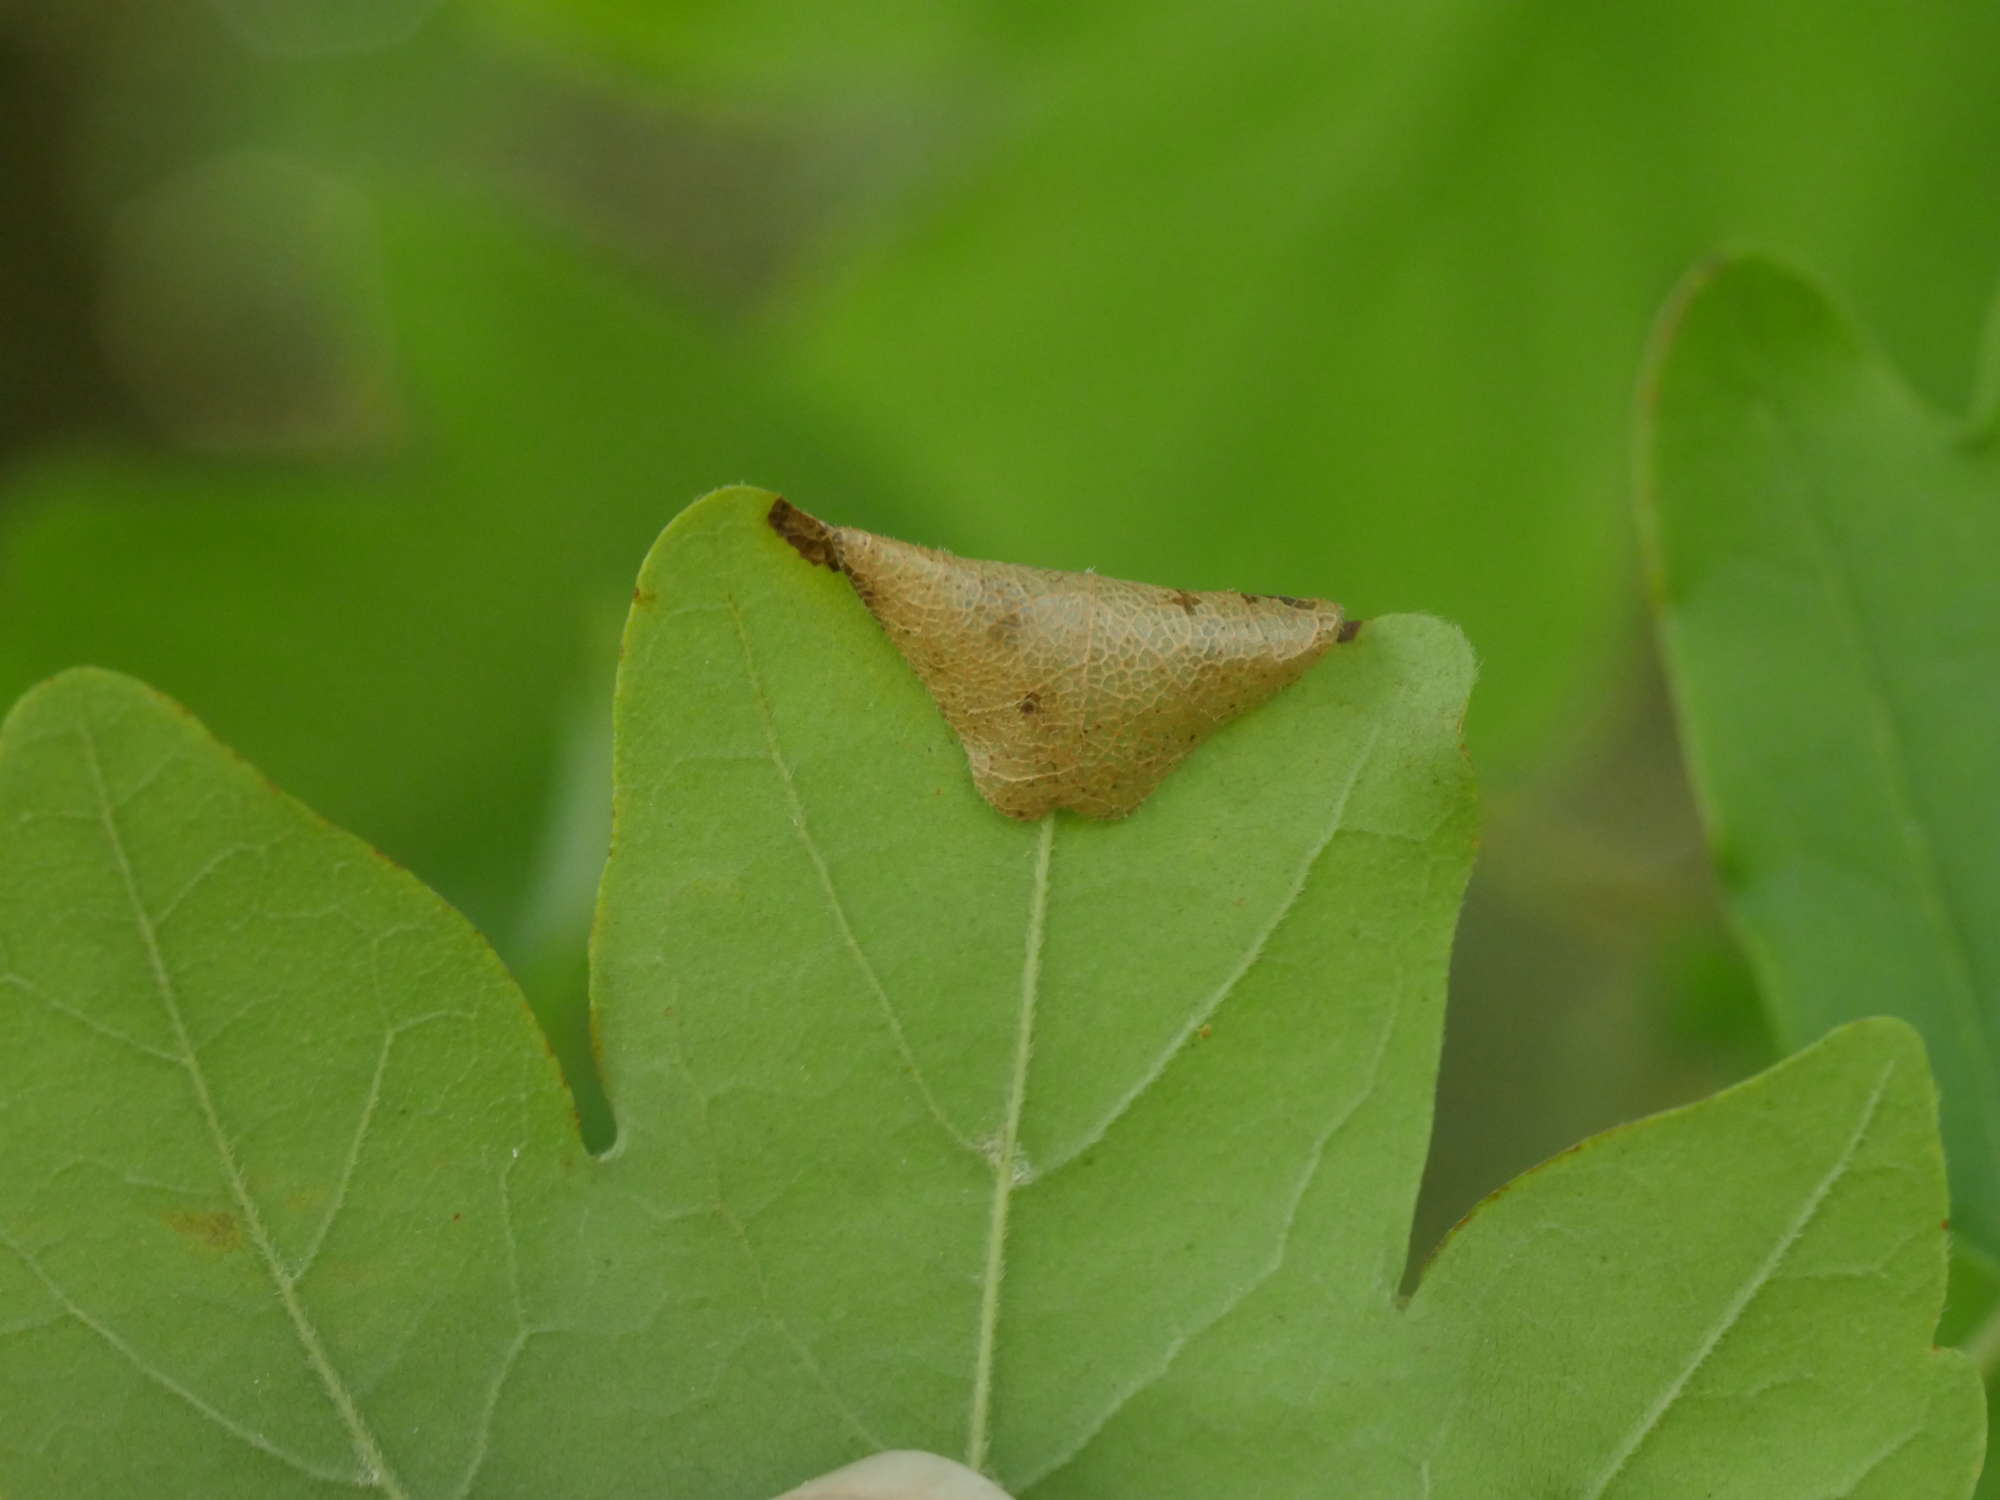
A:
770;500;1346;820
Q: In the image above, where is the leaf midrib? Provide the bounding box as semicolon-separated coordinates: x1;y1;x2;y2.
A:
967;814;1056;1473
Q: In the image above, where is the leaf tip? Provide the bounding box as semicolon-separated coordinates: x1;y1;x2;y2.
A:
2;665;179;748
1642;251;1862;413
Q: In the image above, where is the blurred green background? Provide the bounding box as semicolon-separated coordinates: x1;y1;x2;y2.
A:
5;0;1997;1261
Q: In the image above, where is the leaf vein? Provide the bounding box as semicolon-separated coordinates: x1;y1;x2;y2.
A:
1036;724;1383;1180
289;1027;395;1285
453;1147;542;1500
79;721;411;1498
1828;1425;1923;1498
0;1223;355;1484
724;595;977;1154
968;815;1056;1474
1579;1058;1897;1498
662;1002;887;1453
1;970;180;1063
1018;987;1398;1490
151;841;271;930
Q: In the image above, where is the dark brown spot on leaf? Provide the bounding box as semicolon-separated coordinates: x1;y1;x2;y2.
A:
769;498;843;572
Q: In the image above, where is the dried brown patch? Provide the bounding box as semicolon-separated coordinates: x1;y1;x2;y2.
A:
768;498;842;571
772;503;1348;819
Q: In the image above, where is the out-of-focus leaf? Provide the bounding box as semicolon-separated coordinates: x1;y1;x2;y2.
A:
480;0;981;97
1941;1239;2000;1493
1640;255;2000;1261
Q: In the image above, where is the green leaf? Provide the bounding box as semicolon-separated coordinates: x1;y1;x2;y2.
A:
1639;256;2000;1267
0;668;581;1495
1405;1015;1978;1499
0;489;1979;1494
593;491;1478;1485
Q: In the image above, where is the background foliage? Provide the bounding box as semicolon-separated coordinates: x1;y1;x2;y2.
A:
4;0;1998;1276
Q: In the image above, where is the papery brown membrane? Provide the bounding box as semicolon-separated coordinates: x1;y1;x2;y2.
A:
770;500;1346;819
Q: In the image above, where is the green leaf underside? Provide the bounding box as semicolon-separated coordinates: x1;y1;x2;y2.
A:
1640;258;2000;1270
0;489;1978;1496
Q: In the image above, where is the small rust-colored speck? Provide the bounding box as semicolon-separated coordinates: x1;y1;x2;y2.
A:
1336;618;1364;644
452;1212;463;1223
163;1208;243;1254
633;586;658;607
1018;691;1041;716
1198;1024;1213;1040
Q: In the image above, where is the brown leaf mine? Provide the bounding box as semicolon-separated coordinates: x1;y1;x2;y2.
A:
770;500;1346;820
